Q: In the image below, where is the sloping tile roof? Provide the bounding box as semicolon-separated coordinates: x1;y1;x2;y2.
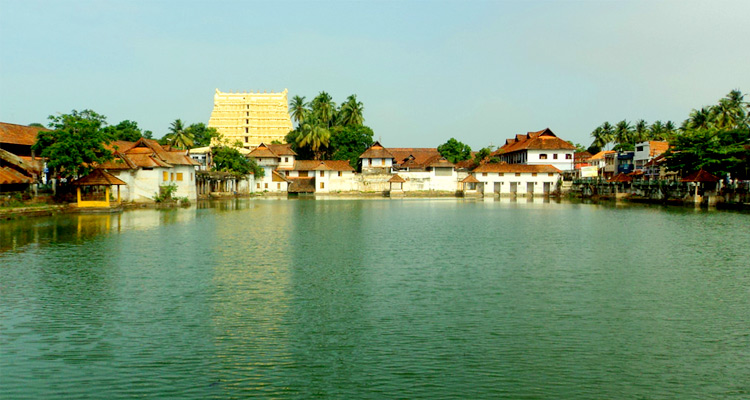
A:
427;156;455;168
454;158;478;170
0;167;32;184
609;173;633;183
388;148;441;168
494;128;575;155
248;143;278;158
682;169;720;182
272;170;288;182
388;174;406;183
287;177;315;193
0;122;48;146
461;174;480;183
589;150;615;160
100;138;197;169
360;141;395;159
0;148;42;175
293;160;355;171
267;143;296;156
73;169;127;186
472;163;561;174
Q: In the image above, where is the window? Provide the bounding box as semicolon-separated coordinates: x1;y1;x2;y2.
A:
176;173;183;181
320;171;324;177
532;173;537;176
264;183;268;189
244;137;248;143
299;171;308;177
277;183;280;189
381;158;385;166
245;127;249;133
482;172;487;177
565;154;572;159
553;154;558;159
285;171;289;176
548;173;554;177
637;146;644;152
320;182;325;189
498;173;504;176
256;183;260;189
246;119;249;124
170;173;174;181
285;157;288;163
163;171;168;181
539;154;548;160
515;173;521;176
143;167;153;171
338;171;342;177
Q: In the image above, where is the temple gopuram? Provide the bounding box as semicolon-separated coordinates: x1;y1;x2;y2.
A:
208;89;293;149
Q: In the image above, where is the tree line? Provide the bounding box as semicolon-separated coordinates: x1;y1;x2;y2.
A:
588;89;750;178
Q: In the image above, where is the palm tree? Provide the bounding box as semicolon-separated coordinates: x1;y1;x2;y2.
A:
634;119;648;143
663;121;677;141
289;95;309;127
296;122;331;160
311;92;336;128
590;123;612;150
685;107;713;131
649;120;666;141
338;94;365;126
614;120;633;149
166;119;194;149
600;121;614;150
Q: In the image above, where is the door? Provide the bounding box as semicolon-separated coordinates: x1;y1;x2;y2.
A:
527;182;534;195
494;182;502;193
543;182;551;194
510;182;517;194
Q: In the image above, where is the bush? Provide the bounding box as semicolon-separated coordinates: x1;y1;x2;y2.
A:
154;183;177;202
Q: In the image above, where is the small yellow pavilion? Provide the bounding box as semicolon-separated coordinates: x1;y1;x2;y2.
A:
72;169;126;208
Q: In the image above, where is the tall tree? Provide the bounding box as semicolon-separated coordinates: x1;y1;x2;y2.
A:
613;120;633;151
437;138;472;163
102;120;144;142
165;119;194;149
295;122;331;160
311;91;336;128
329;125;374;168
289;95;309;127
338;94;365;126
211;146;264;177
185;123;219;147
633;119;649;143
32;109;113;180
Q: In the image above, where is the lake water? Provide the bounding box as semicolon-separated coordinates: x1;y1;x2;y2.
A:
1;198;749;399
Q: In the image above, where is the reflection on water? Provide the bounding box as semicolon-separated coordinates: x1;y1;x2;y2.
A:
1;199;750;398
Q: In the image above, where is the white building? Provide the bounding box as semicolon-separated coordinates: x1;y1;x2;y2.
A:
492;128;575;172
359;141;394;173
247;143;297;193
472;163;561;195
285;160;356;193
101;138;199;202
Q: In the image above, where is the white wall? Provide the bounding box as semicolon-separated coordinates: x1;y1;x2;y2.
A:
474;171;560;195
525;149;575;171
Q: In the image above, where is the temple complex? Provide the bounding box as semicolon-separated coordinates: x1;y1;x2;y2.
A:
208;89;293;149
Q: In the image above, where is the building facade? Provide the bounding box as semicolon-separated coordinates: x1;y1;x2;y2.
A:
492;128;576;172
208;89;293;149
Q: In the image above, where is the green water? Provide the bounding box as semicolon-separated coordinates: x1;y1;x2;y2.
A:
1;198;749;399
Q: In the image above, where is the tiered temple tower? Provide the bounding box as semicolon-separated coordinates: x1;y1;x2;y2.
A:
208;89;293;149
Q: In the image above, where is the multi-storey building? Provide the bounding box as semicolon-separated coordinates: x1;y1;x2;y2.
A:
492;128;576;172
208;89;293;149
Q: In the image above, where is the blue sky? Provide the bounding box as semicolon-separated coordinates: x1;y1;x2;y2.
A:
1;0;748;149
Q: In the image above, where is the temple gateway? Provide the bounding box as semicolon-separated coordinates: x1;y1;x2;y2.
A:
208;89;293;149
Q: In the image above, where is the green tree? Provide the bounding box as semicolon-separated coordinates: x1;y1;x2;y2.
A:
664;128;749;177
329;125;374;168
295;122;331;160
32;109;113;180
28;122;45;128
633;119;649;143
102;120;144;142
337;94;365;126
474;147;492;164
311;92;336;128
164;119;194;149
590;122;613;150
211;146;264;177
185;123;219;147
437;138;472;163
289;95;309;127
613;120;634;151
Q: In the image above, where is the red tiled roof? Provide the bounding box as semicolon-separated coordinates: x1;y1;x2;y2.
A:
427;157;455;168
589;150;615;160
682;169;720;182
267;143;296;156
100;138;197;169
609;173;633;183
494;128;575;155
272;170;288;182
293;160;355;171
73;169;127;186
248;143;278;158
0;122;49;146
287;177;315;193
0;167;32;184
472;163;561;174
461;174;481;183
388;148;441;168
360;141;394;159
388;174;406;183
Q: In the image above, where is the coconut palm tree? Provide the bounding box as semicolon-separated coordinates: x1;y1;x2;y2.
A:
289;95;309;127
338;94;365;126
634;119;649;143
663;121;677;141
311;92;336;128
685;107;713;131
614;120;633;149
649;120;666;141
296;122;331;160
165;119;194;149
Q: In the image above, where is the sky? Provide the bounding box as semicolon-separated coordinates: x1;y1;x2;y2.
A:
1;0;749;149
